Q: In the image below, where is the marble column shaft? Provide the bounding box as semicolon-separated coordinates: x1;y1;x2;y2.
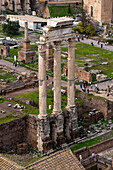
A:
53;41;61;113
67;38;75;107
38;42;47;117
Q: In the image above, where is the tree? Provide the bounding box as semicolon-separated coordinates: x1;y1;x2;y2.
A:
86;24;96;35
2;19;20;36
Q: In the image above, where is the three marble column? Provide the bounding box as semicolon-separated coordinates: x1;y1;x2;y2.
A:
38;37;75;117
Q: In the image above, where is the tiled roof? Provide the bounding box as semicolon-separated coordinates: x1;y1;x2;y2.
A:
26;149;85;170
0;154;24;170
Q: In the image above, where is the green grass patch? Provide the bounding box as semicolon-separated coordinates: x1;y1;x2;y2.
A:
15;89;67;115
49;6;76;17
70;131;113;152
0;73;16;82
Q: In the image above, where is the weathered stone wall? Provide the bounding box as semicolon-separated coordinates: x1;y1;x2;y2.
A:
0;45;10;57
0;116;26;152
25;115;38;149
74;137;113;160
63;65;92;83
84;0;112;23
75;67;92;83
75;89;113;120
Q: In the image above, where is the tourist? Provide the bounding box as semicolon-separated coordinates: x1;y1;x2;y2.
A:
80;83;82;89
97;40;100;45
46;75;49;80
101;44;103;48
79;154;82;161
0;90;2;96
4;90;6;96
86;35;88;39
17;62;19;67
92;152;95;158
107;93;109;99
91;42;94;46
82;87;86;92
95;84;97;90
105;42;107;46
13;61;15;66
78;35;80;42
87;89;89;93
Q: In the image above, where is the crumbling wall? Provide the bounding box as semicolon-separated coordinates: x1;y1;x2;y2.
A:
26;115;38;149
63;65;92;83
75;89;113;120
0;116;26;152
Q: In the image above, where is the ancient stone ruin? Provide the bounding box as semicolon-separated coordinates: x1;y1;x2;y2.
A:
37;17;79;152
18;22;36;63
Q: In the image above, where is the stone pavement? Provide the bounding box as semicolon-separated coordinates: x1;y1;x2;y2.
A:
80;38;113;51
0;59;33;76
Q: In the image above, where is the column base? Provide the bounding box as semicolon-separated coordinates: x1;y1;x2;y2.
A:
65;105;79;141
37;114;52;153
52;111;66;147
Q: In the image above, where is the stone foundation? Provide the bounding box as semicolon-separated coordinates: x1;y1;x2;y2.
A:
0;111;79;153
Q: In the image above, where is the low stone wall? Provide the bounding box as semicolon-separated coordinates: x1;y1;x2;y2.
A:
74;138;113;160
75;89;113;120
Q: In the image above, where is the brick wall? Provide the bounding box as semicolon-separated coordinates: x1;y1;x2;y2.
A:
0;115;38;152
75;89;113;120
26;115;38;148
0;117;26;152
63;65;92;83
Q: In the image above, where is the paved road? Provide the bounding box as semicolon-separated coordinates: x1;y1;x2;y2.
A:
80;38;113;51
0;59;34;76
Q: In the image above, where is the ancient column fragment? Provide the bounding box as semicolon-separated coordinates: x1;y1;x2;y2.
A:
38;40;47;118
53;41;61;114
67;37;75;107
24;22;28;40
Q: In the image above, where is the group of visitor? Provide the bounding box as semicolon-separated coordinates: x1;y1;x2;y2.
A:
0;89;6;96
80;81;89;93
